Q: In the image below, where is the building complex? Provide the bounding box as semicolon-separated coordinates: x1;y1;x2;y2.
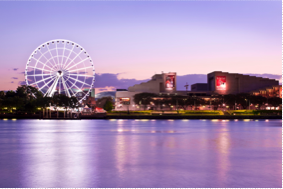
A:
115;71;281;111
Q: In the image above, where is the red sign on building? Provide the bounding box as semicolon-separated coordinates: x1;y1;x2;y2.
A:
165;75;175;90
216;76;226;90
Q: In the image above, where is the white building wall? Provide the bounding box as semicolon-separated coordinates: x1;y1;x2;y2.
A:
115;91;141;111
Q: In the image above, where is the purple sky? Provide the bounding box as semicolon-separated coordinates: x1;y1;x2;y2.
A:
0;1;281;92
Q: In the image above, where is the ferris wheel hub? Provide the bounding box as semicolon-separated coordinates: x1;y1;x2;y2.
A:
57;70;63;76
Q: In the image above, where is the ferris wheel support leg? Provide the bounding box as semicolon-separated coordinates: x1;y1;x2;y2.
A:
62;77;71;97
47;76;59;97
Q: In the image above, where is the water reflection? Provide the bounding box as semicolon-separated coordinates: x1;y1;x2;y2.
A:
0;119;281;188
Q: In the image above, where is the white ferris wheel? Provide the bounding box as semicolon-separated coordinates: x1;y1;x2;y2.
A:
25;39;95;103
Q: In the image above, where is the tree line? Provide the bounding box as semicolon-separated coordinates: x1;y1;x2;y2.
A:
133;92;282;110
0;85;78;113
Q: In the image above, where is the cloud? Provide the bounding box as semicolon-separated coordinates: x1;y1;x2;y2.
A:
13;68;18;71
18;81;26;85
12;77;18;79
11;81;14;83
93;73;149;89
247;73;281;80
95;86;116;94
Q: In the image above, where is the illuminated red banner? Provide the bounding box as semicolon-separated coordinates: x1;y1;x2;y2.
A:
165;75;175;89
216;76;226;90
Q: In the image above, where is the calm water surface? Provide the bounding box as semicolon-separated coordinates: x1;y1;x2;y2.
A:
0;119;281;188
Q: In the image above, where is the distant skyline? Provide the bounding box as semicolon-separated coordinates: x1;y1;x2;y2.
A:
0;1;281;92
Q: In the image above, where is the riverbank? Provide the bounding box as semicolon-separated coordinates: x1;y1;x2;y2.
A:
104;115;282;119
0;114;281;120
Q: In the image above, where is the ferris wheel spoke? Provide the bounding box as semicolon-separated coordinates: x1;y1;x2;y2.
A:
66;78;84;94
68;66;93;73
46;76;60;97
27;73;52;77
58;77;61;95
37;50;57;70
68;77;91;87
46;45;59;70
68;73;93;77
55;42;60;69
28;66;53;73
31;57;54;71
61;76;71;97
60;42;67;69
62;45;75;70
64;77;77;95
64;81;75;96
64;58;89;71
39;76;57;91
63;49;84;70
28;75;55;86
44;77;58;96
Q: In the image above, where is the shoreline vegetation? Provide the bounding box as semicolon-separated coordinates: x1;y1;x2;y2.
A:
0;110;281;120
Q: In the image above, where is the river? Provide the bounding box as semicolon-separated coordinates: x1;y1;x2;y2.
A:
0;119;281;188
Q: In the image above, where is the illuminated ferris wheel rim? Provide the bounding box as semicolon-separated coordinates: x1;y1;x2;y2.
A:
25;39;95;103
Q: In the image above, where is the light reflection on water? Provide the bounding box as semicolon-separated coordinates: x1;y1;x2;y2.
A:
0;119;281;188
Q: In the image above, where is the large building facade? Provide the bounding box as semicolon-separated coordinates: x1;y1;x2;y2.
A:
207;71;279;95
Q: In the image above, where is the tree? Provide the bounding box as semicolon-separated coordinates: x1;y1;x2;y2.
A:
5;90;16;98
0;91;5;99
2;96;24;112
133;93;156;110
103;100;113;112
178;97;195;110
96;97;113;108
268;97;282;108
223;94;236;110
69;96;79;109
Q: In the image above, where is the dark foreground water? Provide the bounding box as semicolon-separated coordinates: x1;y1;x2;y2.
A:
0;119;281;188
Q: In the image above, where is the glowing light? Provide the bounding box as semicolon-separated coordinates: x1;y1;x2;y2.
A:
141;119;149;121
211;119;218;122
234;119;238;121
3;118;8;121
12;119;16;121
244;119;250;122
168;119;174;121
109;119;116;121
151;120;156;121
117;129;123;132
265;119;269;122
182;119;189;121
255;120;258;122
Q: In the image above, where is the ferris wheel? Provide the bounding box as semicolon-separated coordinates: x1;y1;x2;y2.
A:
25;39;95;103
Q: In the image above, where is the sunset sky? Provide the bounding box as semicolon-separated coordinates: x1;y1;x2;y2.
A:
0;1;281;93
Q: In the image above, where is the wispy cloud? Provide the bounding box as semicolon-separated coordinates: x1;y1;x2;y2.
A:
11;81;14;83
13;68;18;71
18;81;26;85
12;77;18;79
